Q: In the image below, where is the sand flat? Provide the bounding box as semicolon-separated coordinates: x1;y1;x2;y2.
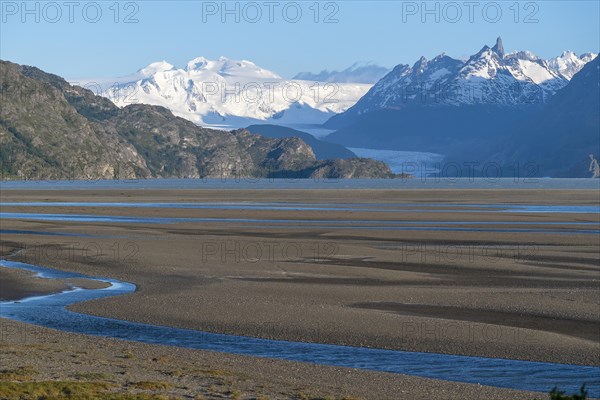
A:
1;189;599;398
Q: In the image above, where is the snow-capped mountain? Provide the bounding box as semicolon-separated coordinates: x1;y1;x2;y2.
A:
73;57;371;130
327;38;596;127
293;62;390;84
547;51;598;80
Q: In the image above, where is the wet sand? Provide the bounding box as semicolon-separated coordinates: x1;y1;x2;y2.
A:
0;268;70;301
0;263;110;301
1;189;599;398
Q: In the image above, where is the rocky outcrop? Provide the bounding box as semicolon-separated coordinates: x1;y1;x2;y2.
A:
306;158;396;179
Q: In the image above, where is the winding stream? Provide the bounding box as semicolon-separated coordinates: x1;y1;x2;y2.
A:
1;259;598;396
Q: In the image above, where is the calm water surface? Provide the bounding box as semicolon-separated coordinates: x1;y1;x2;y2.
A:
2;178;600;190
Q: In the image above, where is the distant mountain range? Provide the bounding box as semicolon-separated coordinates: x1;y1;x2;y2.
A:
72;44;595;148
323;38;599;176
8;37;596;179
326;38;596;129
0;60;394;180
73;57;372;131
293;62;391;84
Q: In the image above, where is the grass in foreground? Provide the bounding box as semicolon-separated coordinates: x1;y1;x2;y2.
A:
0;366;38;381
0;380;175;399
0;380;361;399
0;378;592;400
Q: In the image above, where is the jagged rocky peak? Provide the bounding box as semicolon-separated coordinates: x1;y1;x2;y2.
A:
413;56;428;74
472;45;493;61
492;36;505;58
432;52;447;61
580;53;597;62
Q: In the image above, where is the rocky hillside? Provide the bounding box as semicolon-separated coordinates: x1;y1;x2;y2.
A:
245;124;357;160
0;60;394;180
484;56;600;177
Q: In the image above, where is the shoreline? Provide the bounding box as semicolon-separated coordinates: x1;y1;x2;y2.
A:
0;318;542;400
1;179;599;192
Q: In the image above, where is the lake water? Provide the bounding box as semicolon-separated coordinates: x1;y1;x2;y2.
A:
348;148;445;176
2;202;600;214
1;178;599;190
1;259;598;396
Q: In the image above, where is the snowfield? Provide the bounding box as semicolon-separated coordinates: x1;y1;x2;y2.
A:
73;57;372;130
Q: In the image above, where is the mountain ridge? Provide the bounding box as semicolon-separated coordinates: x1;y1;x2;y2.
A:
326;38;596;129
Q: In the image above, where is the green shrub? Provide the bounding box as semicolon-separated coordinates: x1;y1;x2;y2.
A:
549;385;588;400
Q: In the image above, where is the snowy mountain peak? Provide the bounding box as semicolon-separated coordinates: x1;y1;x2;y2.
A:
547;51;598;79
580;53;597;62
139;61;175;76
186;56;210;71
506;51;540;62
87;56;371;130
475;45;491;56
182;56;282;79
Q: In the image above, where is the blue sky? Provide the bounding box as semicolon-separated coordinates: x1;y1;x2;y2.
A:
1;1;599;79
